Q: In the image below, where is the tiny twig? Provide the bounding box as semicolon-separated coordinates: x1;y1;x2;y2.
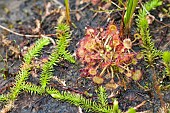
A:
0;24;56;46
151;66;165;107
134;101;146;110
0;24;39;38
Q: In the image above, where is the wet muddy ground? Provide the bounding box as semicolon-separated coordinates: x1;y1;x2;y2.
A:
0;0;170;113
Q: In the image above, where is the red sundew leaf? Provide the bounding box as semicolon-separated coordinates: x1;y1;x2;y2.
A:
101;61;112;68
107;24;118;35
105;52;111;58
132;58;138;65
115;56;121;65
88;67;97;76
136;52;144;60
99;27;104;32
115;43;124;53
83;35;92;42
105;82;119;89
90;53;101;60
115;54;134;65
100;30;107;39
94;37;102;45
123;54;134;61
125;71;132;77
76;47;86;59
80;36;97;52
79;39;85;47
132;70;142;81
85;27;95;36
123;38;132;50
86;27;99;37
88;61;97;67
79;35;93;46
110;35;120;48
92;76;104;84
85;39;97;51
84;55;92;63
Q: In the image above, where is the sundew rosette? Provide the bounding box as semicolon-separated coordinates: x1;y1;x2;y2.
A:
76;24;142;88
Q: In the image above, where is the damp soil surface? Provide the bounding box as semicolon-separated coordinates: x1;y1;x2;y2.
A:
0;0;170;113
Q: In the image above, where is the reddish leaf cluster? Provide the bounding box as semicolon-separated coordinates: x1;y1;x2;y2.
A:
76;24;142;85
